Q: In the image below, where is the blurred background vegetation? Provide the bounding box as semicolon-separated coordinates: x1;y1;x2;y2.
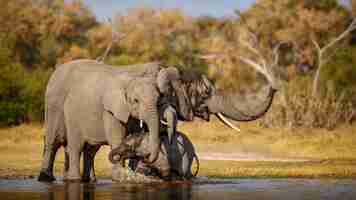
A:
0;0;356;129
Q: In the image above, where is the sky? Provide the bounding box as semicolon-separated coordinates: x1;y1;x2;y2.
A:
81;0;257;20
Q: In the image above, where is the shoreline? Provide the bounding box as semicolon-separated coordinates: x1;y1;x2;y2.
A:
0;123;356;180
1;159;355;180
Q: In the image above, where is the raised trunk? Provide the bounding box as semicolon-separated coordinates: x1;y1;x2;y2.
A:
206;85;276;121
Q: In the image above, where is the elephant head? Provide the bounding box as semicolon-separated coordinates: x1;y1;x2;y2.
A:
109;132;171;178
103;64;194;164
181;68;277;128
157;67;194;121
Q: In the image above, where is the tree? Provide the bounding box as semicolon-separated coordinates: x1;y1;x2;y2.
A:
312;18;356;96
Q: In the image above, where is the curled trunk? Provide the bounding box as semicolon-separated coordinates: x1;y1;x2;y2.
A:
207;85;276;121
108;147;122;164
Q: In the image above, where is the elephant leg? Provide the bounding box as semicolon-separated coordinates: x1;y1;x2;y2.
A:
66;144;82;181
65;122;83;181
89;146;100;181
38;141;61;182
103;111;127;181
63;147;69;181
38;107;64;182
82;144;100;182
128;159;139;171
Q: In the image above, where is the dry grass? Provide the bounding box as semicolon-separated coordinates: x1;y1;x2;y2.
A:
180;118;356;160
0;124;113;179
199;160;356;178
0;123;355;179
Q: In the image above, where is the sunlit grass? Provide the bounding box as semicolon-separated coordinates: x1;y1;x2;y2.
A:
199;160;356;178
179;117;356;160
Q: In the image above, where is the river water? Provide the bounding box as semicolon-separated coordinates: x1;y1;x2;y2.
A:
0;178;355;200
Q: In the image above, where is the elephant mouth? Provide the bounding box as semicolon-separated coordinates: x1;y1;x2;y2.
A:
194;105;210;121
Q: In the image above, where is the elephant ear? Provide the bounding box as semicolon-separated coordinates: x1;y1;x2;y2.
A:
157;67;180;94
157;67;193;121
103;89;130;123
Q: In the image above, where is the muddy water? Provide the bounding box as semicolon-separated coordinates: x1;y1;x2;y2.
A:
0;179;355;200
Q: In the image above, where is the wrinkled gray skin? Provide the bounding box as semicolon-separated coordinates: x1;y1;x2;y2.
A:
110;130;199;180
38;59;193;182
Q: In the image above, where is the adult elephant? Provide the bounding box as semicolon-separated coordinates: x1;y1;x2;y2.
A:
107;61;278;179
38;59;193;182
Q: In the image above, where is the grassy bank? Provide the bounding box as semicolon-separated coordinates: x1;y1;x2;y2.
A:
0;122;355;179
180;118;356;160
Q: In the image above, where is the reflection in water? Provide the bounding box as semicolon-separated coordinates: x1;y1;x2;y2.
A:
38;182;193;200
111;183;192;200
1;179;356;200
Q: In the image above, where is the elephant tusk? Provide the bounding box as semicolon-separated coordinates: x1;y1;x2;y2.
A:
160;119;168;126
216;113;241;132
192;153;200;177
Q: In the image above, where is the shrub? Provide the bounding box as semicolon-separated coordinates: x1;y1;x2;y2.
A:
0;54;51;125
260;77;356;129
0;64;27;126
22;68;52;122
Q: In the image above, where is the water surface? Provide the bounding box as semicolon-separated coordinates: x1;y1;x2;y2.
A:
0;178;355;200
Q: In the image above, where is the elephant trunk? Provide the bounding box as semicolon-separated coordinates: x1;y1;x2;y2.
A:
108;147;123;164
143;104;160;164
206;85;276;121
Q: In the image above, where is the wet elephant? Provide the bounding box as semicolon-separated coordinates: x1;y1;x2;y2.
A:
109;130;199;180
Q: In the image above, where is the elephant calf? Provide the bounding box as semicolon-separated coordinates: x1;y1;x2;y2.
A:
110;130;199;180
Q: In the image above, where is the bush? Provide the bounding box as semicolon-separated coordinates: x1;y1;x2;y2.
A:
0;61;51;126
22;68;52;122
0;64;27;126
260;77;356;129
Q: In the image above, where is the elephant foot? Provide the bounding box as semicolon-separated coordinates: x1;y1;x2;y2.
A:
63;172;81;182
38;171;56;182
81;176;97;183
63;171;68;181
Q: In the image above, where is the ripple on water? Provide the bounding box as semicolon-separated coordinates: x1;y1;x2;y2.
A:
0;178;356;200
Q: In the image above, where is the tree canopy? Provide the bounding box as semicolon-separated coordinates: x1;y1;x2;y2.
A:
0;0;355;127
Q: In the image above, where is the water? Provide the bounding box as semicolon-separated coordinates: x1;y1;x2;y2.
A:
0;178;355;200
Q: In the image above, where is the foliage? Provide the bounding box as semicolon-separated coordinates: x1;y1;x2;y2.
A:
0;0;355;128
321;46;356;94
0;64;27;126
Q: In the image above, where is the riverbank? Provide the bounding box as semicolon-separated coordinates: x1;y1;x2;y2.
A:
0;122;355;179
